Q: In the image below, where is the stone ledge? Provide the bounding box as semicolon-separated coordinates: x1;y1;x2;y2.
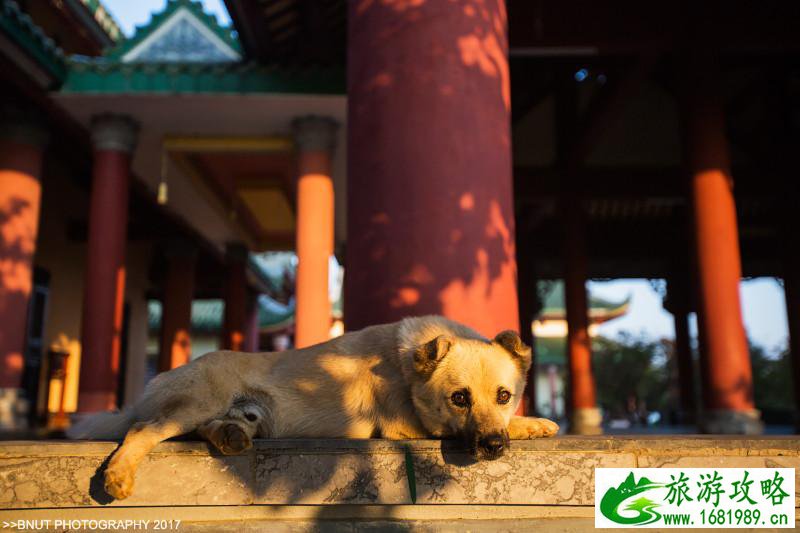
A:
0;436;798;522
3;435;799;457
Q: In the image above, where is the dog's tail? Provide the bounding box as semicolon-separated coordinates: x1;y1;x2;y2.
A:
66;409;134;440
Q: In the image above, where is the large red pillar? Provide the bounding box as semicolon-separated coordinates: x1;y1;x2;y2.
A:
157;244;196;372
345;0;519;338
563;200;601;434
221;243;248;351
684;55;761;433
0;111;48;428
292;116;337;348
78;114;138;412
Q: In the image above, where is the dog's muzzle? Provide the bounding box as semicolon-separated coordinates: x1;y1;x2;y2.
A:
472;431;510;460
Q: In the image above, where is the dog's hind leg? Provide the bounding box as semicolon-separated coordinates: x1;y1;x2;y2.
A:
104;397;220;500
198;419;255;455
197;398;271;455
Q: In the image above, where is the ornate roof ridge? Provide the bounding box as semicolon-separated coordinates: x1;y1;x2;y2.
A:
106;0;240;61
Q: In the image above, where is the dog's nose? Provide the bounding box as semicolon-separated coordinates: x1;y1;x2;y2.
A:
479;434;505;456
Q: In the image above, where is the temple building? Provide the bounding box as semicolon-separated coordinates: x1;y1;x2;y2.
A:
1;0;799;435
530;281;630;422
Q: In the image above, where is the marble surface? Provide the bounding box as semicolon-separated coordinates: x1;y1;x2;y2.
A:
0;437;797;509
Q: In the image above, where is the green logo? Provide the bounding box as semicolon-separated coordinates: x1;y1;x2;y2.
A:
600;472;665;526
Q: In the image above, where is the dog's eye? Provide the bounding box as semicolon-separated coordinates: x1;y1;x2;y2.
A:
451;391;468;408
497;390;511;405
245;413;258;422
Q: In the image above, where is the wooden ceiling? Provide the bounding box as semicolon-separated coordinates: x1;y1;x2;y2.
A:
165;137;297;251
222;0;800;279
224;0;346;66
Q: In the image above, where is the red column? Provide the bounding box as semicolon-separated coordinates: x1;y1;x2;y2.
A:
78;114;138;412
684;55;761;433
221;244;248;351
563;200;601;434
345;0;519;338
157;245;196;372
0;112;47;427
292;116;337;348
666;278;696;424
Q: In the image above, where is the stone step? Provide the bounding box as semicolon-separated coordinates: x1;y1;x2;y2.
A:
0;436;798;528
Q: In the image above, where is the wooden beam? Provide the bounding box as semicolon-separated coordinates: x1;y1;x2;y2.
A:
224;0;274;60
514;165;787;200
515;166;683;199
508;0;800;54
163;135;293;153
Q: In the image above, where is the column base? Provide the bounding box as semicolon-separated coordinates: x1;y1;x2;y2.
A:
698;409;763;435
569;407;603;435
0;388;29;430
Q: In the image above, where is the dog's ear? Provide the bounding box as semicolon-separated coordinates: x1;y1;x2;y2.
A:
494;330;532;372
413;335;453;376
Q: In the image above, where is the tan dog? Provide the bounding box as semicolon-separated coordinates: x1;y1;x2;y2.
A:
68;316;558;500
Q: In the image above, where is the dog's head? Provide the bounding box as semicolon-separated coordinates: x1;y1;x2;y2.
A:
409;330;531;460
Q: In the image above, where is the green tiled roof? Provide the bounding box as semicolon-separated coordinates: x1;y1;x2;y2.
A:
533;281;631;366
535;336;607;367
535;336;566;366
537;281;630;321
0;0;67;83
63;59;345;94
148;297;296;335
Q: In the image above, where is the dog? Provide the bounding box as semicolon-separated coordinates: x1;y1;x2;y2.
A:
68;315;559;500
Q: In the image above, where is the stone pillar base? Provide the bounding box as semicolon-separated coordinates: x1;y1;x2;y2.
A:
0;388;29;430
569;407;603;435
699;409;763;435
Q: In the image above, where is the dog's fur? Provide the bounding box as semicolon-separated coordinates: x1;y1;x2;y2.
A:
68;316;558;500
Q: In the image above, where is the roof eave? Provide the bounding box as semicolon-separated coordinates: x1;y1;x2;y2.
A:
61;60;346;95
0;0;67;86
65;0;121;49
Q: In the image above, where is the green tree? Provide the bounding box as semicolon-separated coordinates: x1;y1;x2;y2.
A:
591;334;671;421
749;343;793;421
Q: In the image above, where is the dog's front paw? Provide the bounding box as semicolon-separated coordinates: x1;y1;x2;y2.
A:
219;423;252;454
536;418;560;437
508;416;560;439
104;465;135;500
